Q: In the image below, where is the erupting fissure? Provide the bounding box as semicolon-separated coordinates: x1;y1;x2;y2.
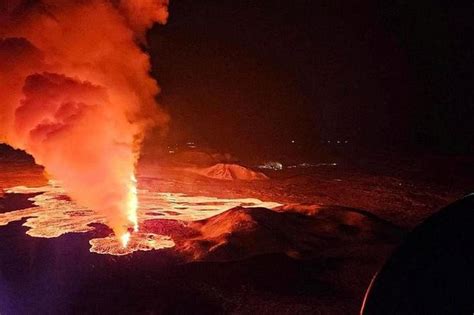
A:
0;0;169;244
121;231;131;248
1;181;282;255
128;175;139;232
123;174;138;246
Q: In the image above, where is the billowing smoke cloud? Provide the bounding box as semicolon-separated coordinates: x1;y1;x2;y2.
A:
0;0;169;240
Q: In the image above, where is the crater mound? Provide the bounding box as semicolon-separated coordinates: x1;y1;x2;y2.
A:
176;205;403;261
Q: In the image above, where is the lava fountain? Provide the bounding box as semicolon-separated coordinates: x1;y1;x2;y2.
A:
0;0;169;244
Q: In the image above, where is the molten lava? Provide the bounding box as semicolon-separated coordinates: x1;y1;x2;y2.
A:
128;175;139;233
121;231;131;248
0;180;281;255
119;174;138;247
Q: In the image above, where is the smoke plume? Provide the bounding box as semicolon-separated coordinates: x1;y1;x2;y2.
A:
0;0;169;240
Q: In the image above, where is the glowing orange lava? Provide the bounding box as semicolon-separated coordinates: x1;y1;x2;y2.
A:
0;180;281;255
127;174;139;233
121;231;131;248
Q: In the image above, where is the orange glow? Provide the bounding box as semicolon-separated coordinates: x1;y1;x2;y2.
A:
127;174;139;233
0;181;281;255
0;1;169;239
120;231;131;248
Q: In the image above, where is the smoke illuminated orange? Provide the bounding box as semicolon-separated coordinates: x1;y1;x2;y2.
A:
0;1;169;243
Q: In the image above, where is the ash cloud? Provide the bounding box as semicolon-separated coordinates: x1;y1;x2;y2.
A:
0;0;169;237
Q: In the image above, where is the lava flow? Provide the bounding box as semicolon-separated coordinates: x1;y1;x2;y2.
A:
0;180;281;255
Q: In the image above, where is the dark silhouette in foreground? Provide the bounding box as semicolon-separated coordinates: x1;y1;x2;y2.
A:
362;194;474;314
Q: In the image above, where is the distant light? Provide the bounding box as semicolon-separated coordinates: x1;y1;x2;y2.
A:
285;162;338;169
291;140;295;144
337;140;340;144
168;150;175;154
257;161;283;171
345;140;348;144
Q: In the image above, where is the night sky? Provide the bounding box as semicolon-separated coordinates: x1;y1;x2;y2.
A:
149;0;473;156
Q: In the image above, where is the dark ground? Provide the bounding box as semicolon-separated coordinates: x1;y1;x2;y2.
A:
0;150;473;314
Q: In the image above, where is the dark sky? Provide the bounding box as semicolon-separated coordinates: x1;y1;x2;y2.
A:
149;0;473;155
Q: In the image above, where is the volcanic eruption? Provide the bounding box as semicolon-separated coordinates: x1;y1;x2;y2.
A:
0;0;169;244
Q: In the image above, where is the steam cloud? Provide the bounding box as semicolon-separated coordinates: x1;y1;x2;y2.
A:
0;0;169;238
